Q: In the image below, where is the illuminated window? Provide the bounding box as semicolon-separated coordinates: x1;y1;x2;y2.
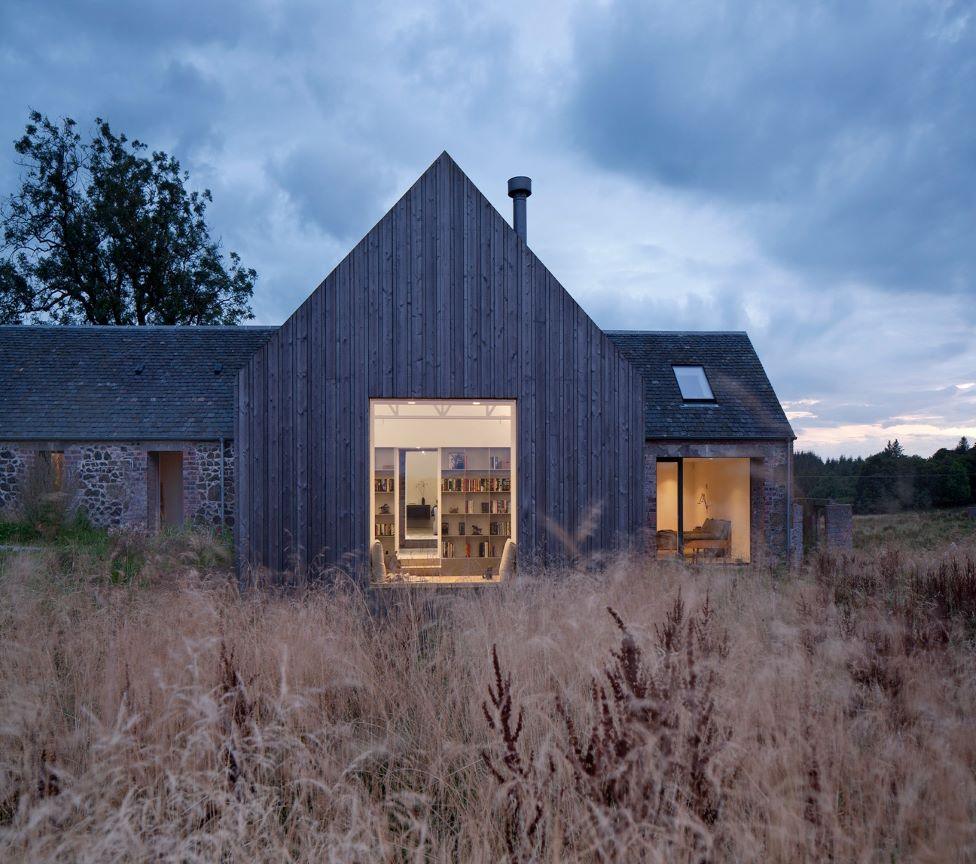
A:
673;365;714;401
655;457;750;563
369;400;516;584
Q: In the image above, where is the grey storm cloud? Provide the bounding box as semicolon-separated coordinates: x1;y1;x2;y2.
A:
567;0;976;295
0;0;973;456
267;144;399;240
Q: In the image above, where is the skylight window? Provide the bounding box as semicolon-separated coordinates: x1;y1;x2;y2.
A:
673;365;714;401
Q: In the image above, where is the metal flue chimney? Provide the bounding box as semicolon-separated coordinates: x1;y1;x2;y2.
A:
507;176;532;242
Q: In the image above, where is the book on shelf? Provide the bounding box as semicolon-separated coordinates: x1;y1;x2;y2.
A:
374;477;394;493
440;539;499;559
440;476;512;493
374;522;394;538
489;521;511;536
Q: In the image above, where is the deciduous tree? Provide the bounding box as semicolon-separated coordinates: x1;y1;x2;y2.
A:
1;112;255;325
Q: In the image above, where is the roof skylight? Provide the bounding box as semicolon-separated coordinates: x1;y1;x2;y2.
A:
673;365;714;401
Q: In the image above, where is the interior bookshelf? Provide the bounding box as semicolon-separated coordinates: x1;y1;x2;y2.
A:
372;448;396;556
438;446;511;573
370;443;513;578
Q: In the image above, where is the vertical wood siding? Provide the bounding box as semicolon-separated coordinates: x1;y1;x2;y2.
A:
237;153;645;579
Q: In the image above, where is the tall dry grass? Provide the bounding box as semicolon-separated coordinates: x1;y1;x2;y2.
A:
1;529;976;862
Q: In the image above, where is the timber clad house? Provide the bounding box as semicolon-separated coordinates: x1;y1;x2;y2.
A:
0;153;796;583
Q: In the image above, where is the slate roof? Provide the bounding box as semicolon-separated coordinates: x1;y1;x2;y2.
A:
0;325;792;443
605;331;795;441
0;326;277;440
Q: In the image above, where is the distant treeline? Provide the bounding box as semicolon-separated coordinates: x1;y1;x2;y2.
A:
795;438;976;514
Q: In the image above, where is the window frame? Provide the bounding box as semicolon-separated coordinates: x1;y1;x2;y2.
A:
672;365;715;403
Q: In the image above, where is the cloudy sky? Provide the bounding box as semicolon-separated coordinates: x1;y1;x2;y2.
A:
1;0;973;457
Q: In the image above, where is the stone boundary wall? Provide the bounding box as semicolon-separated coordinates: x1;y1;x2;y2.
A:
0;441;236;531
643;439;793;564
824;502;853;551
791;502;804;564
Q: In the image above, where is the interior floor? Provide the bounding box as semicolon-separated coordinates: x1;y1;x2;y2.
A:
380;572;502;586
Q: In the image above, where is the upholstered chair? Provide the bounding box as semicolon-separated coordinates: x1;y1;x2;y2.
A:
499;539;517;580
369;540;387;581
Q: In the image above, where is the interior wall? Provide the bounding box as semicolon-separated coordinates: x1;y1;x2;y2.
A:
374;416;512;448
656;461;678;532
682;458;750;561
404;450;438;505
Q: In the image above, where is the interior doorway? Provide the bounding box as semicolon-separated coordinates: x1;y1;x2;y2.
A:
148;451;184;530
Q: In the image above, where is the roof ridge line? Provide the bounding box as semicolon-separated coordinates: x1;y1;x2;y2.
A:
604;329;750;335
0;324;280;331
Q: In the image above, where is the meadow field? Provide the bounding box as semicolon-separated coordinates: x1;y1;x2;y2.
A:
1;513;975;862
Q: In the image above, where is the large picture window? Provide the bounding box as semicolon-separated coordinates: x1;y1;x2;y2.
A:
369;400;516;583
655;457;750;563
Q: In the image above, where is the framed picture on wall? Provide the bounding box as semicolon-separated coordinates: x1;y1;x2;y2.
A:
448;451;466;470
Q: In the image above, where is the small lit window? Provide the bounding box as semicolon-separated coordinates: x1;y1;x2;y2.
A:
673;365;714;401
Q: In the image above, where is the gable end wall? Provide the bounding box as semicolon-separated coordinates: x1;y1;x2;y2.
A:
236;155;646;579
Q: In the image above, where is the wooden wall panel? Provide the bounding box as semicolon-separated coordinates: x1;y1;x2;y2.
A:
236;153;645;580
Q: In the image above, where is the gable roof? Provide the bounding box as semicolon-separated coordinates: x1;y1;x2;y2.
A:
0;325;276;440
605;331;795;441
235;152;649;567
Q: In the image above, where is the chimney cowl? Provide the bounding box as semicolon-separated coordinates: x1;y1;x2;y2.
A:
507;176;532;198
507;176;532;242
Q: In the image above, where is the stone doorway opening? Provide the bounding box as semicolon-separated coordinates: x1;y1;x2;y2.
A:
148;451;183;530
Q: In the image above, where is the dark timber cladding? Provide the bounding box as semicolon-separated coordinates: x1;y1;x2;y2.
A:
236;152;645;577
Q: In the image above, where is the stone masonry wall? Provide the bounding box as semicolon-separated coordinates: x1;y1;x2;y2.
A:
183;440;236;528
824;502;853;551
71;444;148;528
0;441;236;531
0;445;29;515
643;439;793;564
791;502;804;564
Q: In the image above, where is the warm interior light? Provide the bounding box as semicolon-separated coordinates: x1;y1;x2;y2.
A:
370;398;516;584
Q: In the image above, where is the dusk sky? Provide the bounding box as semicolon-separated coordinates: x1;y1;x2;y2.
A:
1;0;973;458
